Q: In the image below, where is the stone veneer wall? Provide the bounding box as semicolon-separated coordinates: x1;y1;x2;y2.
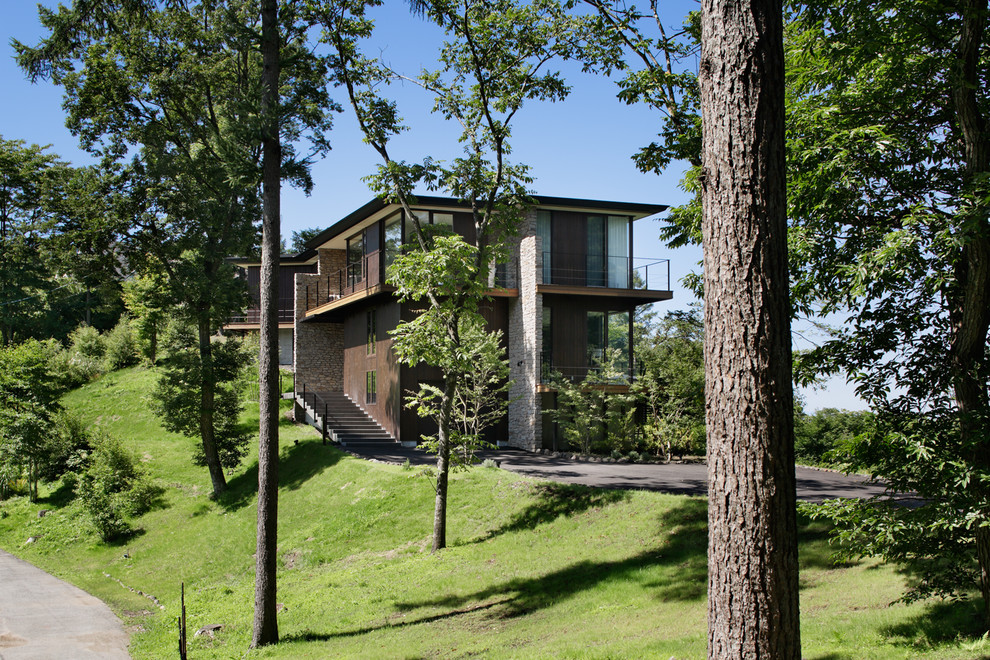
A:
293;248;346;396
507;209;541;451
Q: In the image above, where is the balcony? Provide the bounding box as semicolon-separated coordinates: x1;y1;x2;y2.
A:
304;249;516;316
227;297;295;326
539;351;641;387
539;252;671;301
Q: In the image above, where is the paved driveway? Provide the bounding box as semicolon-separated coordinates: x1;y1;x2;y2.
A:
0;550;129;659
345;446;894;502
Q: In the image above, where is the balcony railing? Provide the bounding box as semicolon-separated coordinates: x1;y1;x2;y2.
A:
540;351;640;385
228;298;295;324
541;252;669;291
305;248;516;313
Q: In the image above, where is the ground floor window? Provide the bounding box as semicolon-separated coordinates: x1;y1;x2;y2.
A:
366;370;377;405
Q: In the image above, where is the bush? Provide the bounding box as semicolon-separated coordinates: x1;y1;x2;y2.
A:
37;411;92;483
69;325;106;360
76;433;163;541
103;318;139;371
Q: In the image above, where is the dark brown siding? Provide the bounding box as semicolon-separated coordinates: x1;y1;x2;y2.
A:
342;301;402;439
453;212;477;245
552;211;586;286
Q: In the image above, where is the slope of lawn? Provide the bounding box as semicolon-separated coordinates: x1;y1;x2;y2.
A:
0;365;986;658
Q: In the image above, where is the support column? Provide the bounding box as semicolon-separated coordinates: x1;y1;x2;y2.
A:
507;210;542;451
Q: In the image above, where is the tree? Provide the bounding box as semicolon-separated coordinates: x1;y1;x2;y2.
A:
121;273;168;365
698;0;800;655
0;339;69;501
792;407;873;467
403;312;510;469
783;0;990;625
289;227;322;253
546;347;634;455
252;0;281;646
150;329;251;471
634;306;705;461
16;0;333;498
322;0;603;551
0;137;70;345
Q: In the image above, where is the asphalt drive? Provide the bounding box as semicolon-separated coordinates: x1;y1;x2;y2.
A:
345;445;898;503
0;549;129;659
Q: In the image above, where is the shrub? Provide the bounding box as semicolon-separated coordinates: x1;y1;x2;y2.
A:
627;450;641;463
76;433;163;541
69;325;106;360
103;318;139;371
36;411;92;483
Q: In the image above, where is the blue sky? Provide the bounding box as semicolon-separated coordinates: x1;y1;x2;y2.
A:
1;2;863;411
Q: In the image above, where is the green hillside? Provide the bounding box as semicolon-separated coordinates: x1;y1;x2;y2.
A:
0;366;983;658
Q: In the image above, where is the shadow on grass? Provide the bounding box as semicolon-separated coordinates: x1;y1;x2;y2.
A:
473;482;631;543
39;479;79;508
283;498;709;643
879;598;988;656
797;514;861;571
218;441;344;511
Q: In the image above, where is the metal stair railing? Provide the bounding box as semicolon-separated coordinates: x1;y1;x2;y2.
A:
295;379;341;445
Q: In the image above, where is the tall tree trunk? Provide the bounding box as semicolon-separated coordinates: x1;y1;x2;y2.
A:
698;0;800;657
252;0;281;647
432;374;457;552
949;0;990;628
197;315;227;498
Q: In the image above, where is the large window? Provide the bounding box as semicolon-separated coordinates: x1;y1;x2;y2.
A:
542;304;552;377
607;216;630;288
587;217;606;287
587;310;630;375
404;209;455;245
586;215;631;288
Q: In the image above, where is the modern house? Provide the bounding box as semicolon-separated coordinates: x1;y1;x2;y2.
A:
228;195;672;452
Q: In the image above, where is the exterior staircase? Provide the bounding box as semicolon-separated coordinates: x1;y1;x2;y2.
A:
295;389;398;447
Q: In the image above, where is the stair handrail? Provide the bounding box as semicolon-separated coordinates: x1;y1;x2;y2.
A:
295;379;342;445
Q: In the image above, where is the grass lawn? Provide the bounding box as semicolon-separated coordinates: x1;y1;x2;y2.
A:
0;365;987;658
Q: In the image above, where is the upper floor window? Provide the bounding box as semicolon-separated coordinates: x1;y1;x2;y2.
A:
347;232;364;286
384;213;402;267
404;209;455;245
537;210;552;284
367;309;377;355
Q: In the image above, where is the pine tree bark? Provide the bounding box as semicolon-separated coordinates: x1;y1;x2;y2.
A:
252;0;280;647
949;0;990;628
197;315;227;498
698;0;800;656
